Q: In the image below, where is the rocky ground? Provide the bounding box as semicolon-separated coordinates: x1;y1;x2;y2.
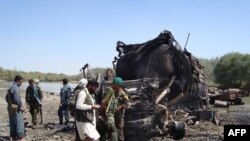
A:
1;79;250;141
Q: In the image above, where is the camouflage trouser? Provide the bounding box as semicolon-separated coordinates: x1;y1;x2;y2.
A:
30;105;39;125
115;115;124;141
100;114;118;141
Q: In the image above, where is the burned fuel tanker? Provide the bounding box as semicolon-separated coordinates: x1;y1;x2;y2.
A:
111;30;209;140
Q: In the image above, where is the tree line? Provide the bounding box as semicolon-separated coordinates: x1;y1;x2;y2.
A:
1;52;249;89
0;67;111;82
200;52;250;89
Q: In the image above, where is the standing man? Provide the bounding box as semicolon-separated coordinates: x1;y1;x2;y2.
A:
33;79;43;124
103;69;114;82
25;79;33;110
58;78;71;125
86;80;104;140
100;77;130;141
25;79;43;129
75;78;100;141
112;77;130;141
5;75;25;141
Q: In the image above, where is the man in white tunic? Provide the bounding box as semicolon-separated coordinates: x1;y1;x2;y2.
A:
75;78;100;141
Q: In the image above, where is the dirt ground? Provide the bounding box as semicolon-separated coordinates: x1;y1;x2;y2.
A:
1;80;250;141
0;80;75;141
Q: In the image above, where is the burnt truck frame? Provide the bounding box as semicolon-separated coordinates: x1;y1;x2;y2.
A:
99;78;187;140
80;30;211;140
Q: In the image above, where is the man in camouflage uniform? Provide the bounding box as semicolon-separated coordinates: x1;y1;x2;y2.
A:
34;79;43;124
25;79;43;129
58;78;71;125
100;77;130;141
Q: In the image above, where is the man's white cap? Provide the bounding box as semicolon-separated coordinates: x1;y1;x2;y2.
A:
78;78;88;87
34;79;39;83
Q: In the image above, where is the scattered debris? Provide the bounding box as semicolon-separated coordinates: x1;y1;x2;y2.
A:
214;100;229;107
209;88;249;105
111;30;209;140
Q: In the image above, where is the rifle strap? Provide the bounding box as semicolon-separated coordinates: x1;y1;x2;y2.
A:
106;93;114;114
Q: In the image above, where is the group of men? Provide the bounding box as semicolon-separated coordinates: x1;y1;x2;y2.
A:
72;69;131;141
5;68;130;141
5;76;44;141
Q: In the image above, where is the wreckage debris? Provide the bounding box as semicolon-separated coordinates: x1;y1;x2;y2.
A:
44;122;75;131
111;30;210;140
214;100;229;107
209;88;249;106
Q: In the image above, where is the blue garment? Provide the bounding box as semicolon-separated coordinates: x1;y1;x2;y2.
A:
8;82;22;111
7;82;25;139
8;110;25;139
58;84;71;124
58;105;69;124
60;85;71;105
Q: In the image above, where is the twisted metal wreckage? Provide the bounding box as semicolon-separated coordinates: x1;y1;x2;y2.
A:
82;30;214;140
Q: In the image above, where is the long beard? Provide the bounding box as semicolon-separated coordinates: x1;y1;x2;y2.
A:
88;89;94;94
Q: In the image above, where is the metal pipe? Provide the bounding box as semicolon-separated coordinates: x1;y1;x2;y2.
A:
214;100;229;107
155;76;176;104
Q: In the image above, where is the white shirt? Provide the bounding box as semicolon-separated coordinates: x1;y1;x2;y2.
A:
76;88;96;126
75;88;100;140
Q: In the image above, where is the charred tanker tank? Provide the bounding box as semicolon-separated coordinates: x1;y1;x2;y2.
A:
112;30;209;140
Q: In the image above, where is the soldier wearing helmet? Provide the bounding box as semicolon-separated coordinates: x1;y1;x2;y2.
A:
100;77;130;141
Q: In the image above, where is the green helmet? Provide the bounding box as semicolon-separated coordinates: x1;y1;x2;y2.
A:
113;77;123;86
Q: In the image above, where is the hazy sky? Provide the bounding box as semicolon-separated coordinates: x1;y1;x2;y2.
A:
0;0;249;75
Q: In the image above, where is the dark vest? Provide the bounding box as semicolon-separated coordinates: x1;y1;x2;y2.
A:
75;89;94;123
